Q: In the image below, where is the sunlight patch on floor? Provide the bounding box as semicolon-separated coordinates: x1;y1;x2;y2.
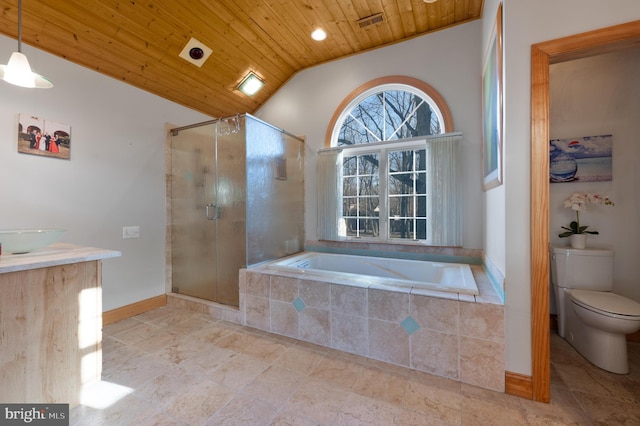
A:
80;380;133;409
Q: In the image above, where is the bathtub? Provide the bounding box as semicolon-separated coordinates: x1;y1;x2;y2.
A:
269;251;478;295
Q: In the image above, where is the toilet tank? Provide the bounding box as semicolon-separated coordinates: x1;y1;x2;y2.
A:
550;246;614;291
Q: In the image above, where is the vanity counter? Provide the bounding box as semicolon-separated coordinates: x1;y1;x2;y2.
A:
0;242;120;273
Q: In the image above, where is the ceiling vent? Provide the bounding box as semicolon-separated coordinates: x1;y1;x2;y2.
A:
178;37;213;67
357;13;385;28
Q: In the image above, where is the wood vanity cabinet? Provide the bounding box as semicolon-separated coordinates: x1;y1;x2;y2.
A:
0;244;119;407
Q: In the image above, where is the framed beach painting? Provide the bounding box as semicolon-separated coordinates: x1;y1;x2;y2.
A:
482;3;503;191
549;134;612;183
18;114;71;160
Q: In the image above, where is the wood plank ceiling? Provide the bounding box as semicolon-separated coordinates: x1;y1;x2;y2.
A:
0;0;483;118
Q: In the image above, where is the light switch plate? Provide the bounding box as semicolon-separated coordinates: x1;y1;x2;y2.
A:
122;226;140;239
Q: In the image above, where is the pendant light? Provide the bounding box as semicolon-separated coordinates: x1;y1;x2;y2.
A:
0;0;53;88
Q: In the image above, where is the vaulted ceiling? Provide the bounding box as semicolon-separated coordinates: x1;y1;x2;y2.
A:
0;0;483;118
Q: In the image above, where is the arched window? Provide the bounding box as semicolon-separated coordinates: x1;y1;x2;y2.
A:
326;76;453;147
319;77;461;246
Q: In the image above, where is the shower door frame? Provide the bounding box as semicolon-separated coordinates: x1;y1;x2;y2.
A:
165;117;245;306
165;114;306;308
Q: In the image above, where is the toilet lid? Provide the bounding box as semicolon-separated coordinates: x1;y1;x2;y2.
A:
570;290;640;316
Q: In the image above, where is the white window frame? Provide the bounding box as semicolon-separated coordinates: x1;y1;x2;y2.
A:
331;83;446;147
338;138;433;244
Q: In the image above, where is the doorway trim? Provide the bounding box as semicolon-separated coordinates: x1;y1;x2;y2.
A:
530;20;640;402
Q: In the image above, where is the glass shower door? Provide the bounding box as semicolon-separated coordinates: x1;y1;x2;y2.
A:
169;114;300;307
212;117;246;306
170;123;219;302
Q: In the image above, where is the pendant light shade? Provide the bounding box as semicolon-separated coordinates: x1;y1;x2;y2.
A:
0;0;53;89
0;51;53;88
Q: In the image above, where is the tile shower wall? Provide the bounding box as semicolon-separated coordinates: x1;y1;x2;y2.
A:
239;267;505;392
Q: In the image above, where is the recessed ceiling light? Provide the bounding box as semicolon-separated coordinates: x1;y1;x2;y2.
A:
311;28;327;41
424;0;438;3
237;72;264;96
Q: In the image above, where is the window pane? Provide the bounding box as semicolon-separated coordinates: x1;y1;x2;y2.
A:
416;195;427;218
416;219;426;239
343;177;357;196
384;91;424;140
389;174;412;195
358;176;378;196
389;219;427;240
389;218;412;239
345;219;358;237
343;156;357;175
389;150;414;172
388;149;427;172
388;151;405;172
358;153;379;175
389;196;414;217
350;94;384;142
415;149;427;168
389;197;400;217
343;198;358;216
414;172;427;194
359;219;379;237
389;198;425;218
361;197;379;217
338;116;376;146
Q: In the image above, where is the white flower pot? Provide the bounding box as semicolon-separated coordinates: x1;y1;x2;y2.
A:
570;234;587;249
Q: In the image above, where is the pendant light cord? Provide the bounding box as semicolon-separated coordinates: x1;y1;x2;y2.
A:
17;0;22;53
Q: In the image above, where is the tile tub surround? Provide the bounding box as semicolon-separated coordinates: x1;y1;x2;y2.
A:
239;264;505;392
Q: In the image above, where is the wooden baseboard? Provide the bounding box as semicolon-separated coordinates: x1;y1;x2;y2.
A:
103;294;167;326
505;371;533;399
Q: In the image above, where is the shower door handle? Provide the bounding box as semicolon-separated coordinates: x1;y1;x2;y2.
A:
205;203;219;220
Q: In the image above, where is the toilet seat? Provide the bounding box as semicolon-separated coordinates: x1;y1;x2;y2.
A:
570;289;640;319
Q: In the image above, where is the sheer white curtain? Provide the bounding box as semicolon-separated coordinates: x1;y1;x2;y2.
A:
426;133;463;246
316;148;342;240
316;133;462;246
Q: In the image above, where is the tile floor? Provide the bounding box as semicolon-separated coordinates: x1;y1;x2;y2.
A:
71;305;640;425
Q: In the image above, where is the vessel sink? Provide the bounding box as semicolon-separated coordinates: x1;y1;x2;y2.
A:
0;229;66;254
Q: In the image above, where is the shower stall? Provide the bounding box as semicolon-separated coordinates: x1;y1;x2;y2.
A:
168;114;304;306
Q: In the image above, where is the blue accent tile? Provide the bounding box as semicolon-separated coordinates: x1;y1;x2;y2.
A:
292;297;306;312
401;316;420;335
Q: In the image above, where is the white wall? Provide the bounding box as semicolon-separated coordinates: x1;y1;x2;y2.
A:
256;21;484;250
482;0;506;270
0;35;210;311
481;0;507;326
550;49;640;303
498;0;640;375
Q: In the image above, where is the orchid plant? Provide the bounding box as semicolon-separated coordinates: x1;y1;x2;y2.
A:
559;192;614;238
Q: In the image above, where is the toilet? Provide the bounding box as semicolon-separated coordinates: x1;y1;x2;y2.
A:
550;245;640;374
